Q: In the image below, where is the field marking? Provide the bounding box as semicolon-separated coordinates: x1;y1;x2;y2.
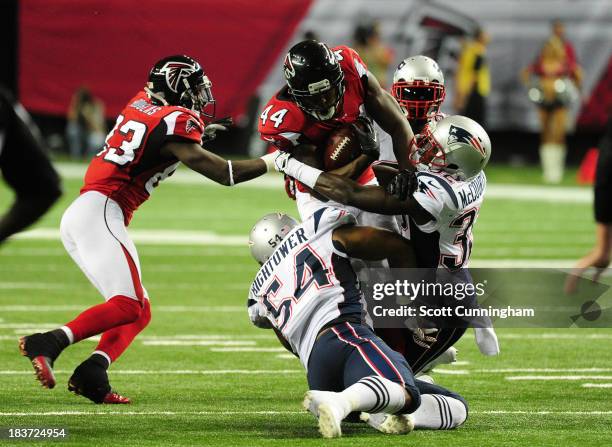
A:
0;369;302;375
55;163;592;203
0;281;249;292
13;228;247;246
0;410;610;417
141;340;257;347
0;305;245;313
499;333;612;340
506;375;612;381
209;347;288;352
582;383;612;388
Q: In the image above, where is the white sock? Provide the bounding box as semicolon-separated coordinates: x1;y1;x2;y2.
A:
60;326;74;344
539;143;566;184
340;376;406;414
411;394;467;429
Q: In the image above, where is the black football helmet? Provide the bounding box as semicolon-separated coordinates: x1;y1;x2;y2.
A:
146;55;215;118
283;40;345;121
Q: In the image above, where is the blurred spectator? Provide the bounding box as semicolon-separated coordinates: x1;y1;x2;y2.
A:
66;86;106;159
454;28;490;127
565;116;612;293
522;20;583;184
0;87;61;244
353;20;394;88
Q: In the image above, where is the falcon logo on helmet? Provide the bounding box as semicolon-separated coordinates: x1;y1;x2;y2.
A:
146;55;216;118
160;61;198;93
283;54;296;79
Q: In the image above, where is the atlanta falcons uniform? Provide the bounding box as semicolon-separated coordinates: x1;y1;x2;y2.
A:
258;46;397;233
61;90;205;303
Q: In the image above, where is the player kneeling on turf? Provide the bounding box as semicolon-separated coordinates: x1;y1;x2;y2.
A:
247;211;468;437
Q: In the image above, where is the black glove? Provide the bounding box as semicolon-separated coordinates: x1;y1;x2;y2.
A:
386;169;417;201
351;117;379;159
202;117;233;143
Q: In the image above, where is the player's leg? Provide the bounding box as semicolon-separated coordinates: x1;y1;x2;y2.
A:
304;322;419;437
19;192;146;394
409;378;468;429
0;105;61;243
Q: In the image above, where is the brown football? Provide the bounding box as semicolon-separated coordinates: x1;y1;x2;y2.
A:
323;122;366;171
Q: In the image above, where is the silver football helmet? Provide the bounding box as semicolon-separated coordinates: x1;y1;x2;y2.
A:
413;115;491;180
391;55;446;120
248;213;298;264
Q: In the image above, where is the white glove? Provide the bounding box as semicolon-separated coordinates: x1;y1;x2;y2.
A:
274;151;292;173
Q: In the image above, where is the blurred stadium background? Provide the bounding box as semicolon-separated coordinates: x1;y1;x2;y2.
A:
1;1;611;446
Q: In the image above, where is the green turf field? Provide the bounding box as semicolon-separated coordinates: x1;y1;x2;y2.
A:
0;164;611;446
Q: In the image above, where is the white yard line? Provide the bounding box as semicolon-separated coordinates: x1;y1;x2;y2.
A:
13;228;247;246
55;162;593;203
0;369;301;375
0;305;245;313
0;409;609;417
209;347;288;352
582;383;612;388
506;375;612;381
141;341;257;347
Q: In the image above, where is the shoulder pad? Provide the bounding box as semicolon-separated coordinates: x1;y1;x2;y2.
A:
415;171;459;209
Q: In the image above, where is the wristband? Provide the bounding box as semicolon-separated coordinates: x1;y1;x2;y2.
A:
283;158;322;189
260;151;277;172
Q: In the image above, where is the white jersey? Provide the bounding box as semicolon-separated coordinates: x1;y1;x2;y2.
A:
247;207;367;367
409;169;486;269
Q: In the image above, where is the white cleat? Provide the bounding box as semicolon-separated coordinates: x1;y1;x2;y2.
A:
360;412;414;435
303;390;349;438
414;374;435;384
421;347;458;373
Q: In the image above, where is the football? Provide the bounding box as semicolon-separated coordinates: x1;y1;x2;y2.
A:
322;121;366;171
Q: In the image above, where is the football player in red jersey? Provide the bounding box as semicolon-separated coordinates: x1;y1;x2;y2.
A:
19;55;279;404
258;40;414;224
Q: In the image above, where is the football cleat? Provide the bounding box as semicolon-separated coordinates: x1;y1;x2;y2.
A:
19;334;60;389
303;390;350;438
360;412;414;435
68;358;130;404
102;391;131;404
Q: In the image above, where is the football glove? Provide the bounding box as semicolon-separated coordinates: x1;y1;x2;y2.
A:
351;117;380;159
387;169;418;201
411;327;438;349
202;116;233;143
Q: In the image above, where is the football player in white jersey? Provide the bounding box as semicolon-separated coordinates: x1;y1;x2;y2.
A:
376;57;499;365
377;55;446;163
247;211;469;438
275;115;499;366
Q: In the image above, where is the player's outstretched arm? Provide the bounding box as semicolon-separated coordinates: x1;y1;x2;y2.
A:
163;141;274;186
363;71;415;171
277;155;432;224
332;225;416;267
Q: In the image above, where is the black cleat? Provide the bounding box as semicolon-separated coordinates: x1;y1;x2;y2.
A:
19;333;61;389
68;358;130;404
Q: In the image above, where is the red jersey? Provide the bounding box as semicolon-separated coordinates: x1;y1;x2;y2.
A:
258;45;375;186
81;91;205;224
